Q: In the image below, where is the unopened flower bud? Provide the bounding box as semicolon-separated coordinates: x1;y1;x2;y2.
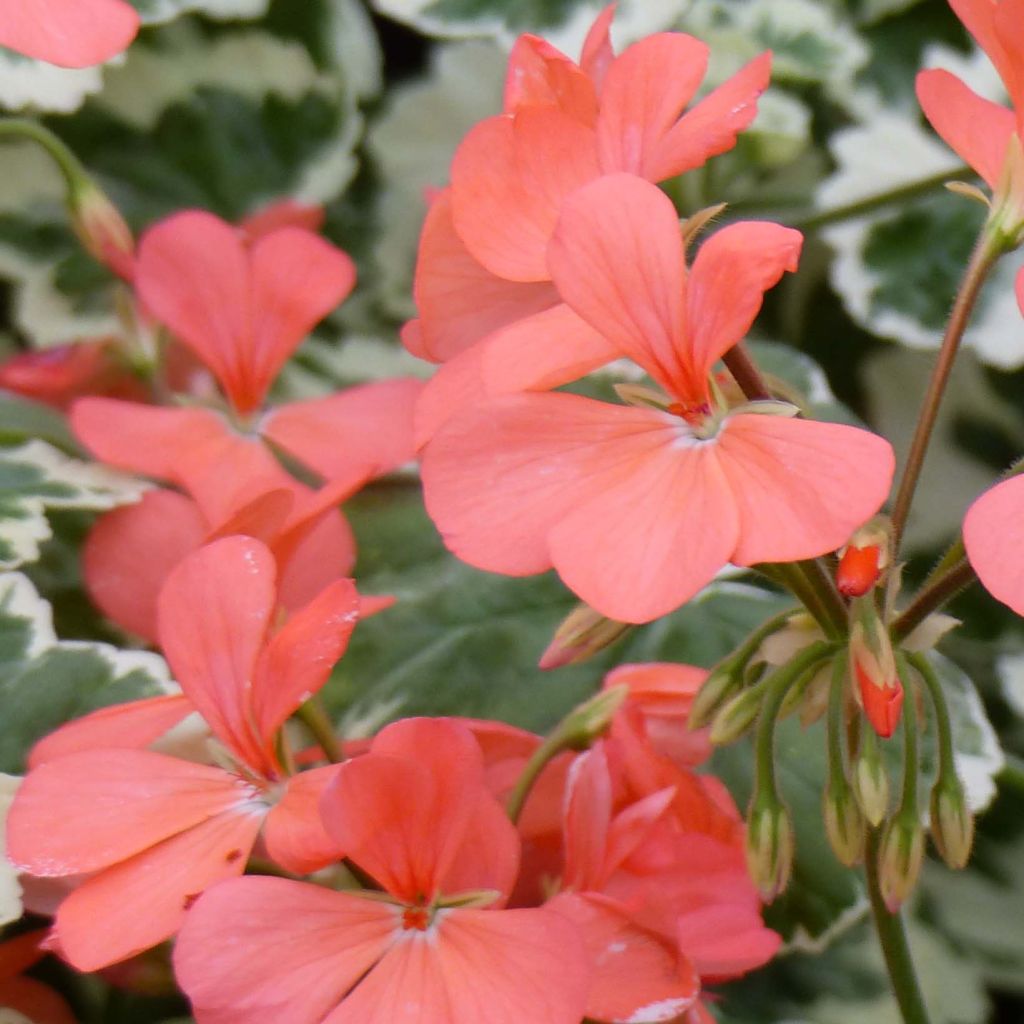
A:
687;661;740;731
929;777;974;870
824;782;866;866
556;685;629;751
849;597;903;738
709;685;763;745
745;795;795;903
878;816;925;912
69;179;135;281
852;734;890;826
836;517;892;598
538;603;631;670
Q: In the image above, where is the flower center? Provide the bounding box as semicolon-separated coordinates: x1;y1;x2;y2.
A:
401;906;431;931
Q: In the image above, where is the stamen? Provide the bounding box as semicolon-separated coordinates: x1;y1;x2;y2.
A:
401;906;431;931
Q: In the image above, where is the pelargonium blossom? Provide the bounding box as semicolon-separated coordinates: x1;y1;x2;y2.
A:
174;718;591;1024
0;0;138;68
917;0;1024;314
7;536;360;970
422;174;896;623
406;5;772;442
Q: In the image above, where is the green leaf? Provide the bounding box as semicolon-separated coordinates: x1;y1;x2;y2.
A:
128;0;270;23
0;440;146;569
0;571;169;773
0;394;79;451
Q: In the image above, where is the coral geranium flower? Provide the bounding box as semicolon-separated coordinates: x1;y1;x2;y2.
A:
407;6;772;442
422;174;895;623
917;0;1024;313
174;718;591;1024
7;536;360;971
0;0;138;68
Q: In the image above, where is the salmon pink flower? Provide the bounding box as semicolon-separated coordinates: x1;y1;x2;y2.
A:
917;0;1024;310
963;471;1024;614
422;174;896;623
0;0;139;68
0;930;75;1024
7;536;360;971
407;7;773;443
173;718;590;1024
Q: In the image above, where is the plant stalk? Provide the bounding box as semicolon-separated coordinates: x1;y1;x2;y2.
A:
892;557;976;641
295;698;344;763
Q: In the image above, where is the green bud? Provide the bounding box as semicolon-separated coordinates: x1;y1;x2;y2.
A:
538;603;631;670
709;685;763;745
70;179;134;280
688;661;741;731
878;816;925;912
556;684;629;752
852;732;890;827
823;782;866;866
930;777;974;870
745;794;795;903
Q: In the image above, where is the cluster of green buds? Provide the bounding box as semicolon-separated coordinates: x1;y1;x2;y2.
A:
691;517;975;909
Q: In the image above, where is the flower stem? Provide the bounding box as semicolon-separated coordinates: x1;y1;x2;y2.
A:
892;556;976;641
790;165;972;232
890;230;1004;548
0;118;88;191
866;828;932;1024
723;342;772;401
295;697;344;763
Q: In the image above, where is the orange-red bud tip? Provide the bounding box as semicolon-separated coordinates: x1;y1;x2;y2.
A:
855;660;904;738
837;544;882;597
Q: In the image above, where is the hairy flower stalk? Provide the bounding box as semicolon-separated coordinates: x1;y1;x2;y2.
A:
824;657;866;866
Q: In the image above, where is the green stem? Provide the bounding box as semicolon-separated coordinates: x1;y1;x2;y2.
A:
507;732;564;824
892;556;976;641
723;342;772;401
895;653;920;816
891;229;1004;549
725;606;801;670
0;118;87;190
866;829;933;1024
826;655;849;788
754;641;836;784
294;698;344;763
908;652;955;778
792;165;973;232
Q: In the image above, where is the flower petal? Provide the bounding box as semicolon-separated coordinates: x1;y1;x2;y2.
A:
674;903;780;981
547;892;699;1024
174;876;396;1024
504;34;598;122
55;807;262;970
687;221;803;380
28;694;193;768
0;0;138;68
548;174;689;398
251;578;359;741
649;51;771;180
595;33;709;176
408;190;559;363
264;766;346;875
324;907;589;1024
964;475;1024;615
451;110;600;282
7;749;249;876
157;536;276;769
263;377;423;484
915;69;1014;190
247;229;356;412
83;489;205;643
715;414;895;567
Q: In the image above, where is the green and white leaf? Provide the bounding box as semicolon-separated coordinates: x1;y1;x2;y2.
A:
0;440;147;570
0;50;109;114
0;571;169;773
128;0;270;23
996;650;1024;718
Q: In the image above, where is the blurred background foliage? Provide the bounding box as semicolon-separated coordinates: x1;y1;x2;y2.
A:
1;0;1024;1021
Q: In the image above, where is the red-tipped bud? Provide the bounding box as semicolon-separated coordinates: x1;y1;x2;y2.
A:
849;596;903;738
539;603;630;669
930;778;974;870
837;544;882;597
70;181;135;281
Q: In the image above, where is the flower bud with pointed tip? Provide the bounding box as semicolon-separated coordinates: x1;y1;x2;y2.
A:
849;597;903;738
709;686;762;745
852;737;890;827
745;795;795;903
538;603;630;670
930;778;974;870
878;816;925;912
557;684;629;751
70;180;135;281
836;517;892;598
824;782;866;866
